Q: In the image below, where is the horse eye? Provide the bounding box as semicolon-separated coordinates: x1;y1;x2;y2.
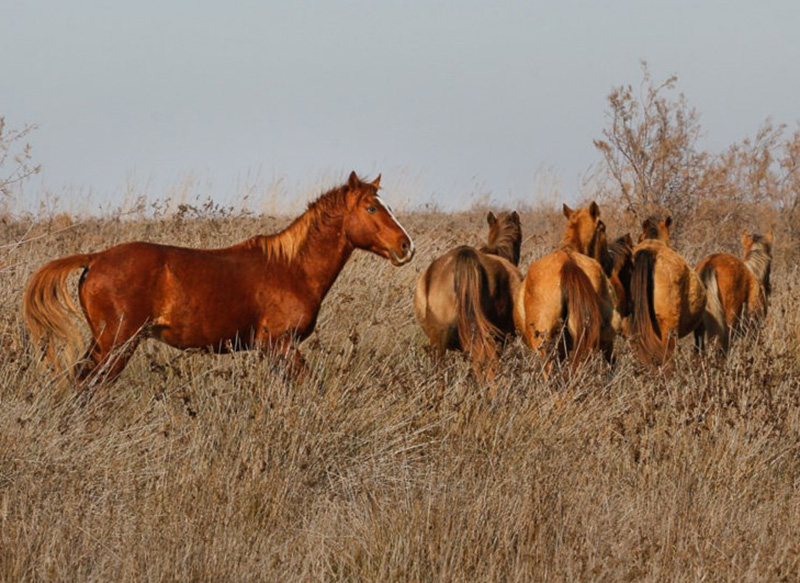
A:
366;206;377;214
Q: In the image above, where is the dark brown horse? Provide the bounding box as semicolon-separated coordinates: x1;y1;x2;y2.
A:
694;231;773;353
414;211;522;377
515;203;619;372
24;172;415;383
629;216;706;366
588;221;634;322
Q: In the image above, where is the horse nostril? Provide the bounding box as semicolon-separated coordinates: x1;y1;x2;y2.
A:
402;242;409;253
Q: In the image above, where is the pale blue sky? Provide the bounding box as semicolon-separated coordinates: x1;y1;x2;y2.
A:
2;0;799;211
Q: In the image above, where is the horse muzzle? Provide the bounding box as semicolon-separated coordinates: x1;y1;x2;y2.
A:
389;240;415;266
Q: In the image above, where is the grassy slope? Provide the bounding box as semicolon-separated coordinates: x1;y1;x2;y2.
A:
1;208;799;582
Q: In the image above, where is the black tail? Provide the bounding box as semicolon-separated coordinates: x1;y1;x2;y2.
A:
630;248;670;365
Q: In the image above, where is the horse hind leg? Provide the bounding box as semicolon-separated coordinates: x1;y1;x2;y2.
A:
77;319;144;385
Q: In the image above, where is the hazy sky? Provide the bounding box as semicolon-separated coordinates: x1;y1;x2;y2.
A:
2;0;799;212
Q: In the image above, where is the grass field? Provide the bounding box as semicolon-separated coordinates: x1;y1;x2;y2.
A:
2;202;799;582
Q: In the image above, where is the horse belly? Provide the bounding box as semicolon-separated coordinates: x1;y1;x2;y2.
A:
154;318;257;351
152;288;259;350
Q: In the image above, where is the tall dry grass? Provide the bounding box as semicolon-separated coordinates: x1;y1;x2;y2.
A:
1;202;800;582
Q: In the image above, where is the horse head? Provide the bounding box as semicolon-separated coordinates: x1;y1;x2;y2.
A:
562;201;601;253
485;210;522;265
639;215;672;246
343;171;415;266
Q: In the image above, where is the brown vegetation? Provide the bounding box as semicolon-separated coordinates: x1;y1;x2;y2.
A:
2;201;799;582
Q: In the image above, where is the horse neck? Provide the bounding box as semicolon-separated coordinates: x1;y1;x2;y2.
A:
560;227;586;254
267;212;354;303
480;238;518;265
587;231;612;274
745;247;772;293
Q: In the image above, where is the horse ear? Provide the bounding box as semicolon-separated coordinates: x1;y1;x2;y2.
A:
589;201;600;220
371;174;381;189
664;215;672;229
511;210;520;223
562;204;573;219
348;171;360;190
487;212;497;226
623;233;633;246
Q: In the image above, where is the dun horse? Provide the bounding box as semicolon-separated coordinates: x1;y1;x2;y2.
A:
414;211;522;377
514;202;618;371
629;215;706;366
24;172;415;383
694;231;773;353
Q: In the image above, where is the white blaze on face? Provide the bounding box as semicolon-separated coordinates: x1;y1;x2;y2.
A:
376;195;415;262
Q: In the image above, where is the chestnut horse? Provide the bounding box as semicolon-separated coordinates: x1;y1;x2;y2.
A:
24;172;415;383
414;211;522;377
694;230;773;353
629;216;706;366
514;202;618;372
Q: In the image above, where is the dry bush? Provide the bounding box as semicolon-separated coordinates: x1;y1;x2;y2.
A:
0;117;41;205
1;201;800;582
594;63;800;249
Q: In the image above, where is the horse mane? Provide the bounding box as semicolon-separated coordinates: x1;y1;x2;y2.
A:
586;220;612;275
745;236;773;296
246;182;356;263
480;213;522;265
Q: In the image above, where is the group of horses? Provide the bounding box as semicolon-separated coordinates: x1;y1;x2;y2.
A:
22;172;773;385
415;199;774;378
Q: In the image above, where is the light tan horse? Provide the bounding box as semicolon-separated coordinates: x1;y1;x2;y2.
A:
694;231;773;353
629;216;706;366
514;202;618;371
414;211;522;376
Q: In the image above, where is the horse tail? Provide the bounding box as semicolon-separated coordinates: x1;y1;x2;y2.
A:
630;248;669;364
453;248;501;361
560;259;601;365
698;262;728;348
23;253;94;371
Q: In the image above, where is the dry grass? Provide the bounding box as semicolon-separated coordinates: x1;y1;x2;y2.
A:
2;205;800;582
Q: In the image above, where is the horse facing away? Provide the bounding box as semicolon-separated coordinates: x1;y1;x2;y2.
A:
24;172;415;384
694;230;773;353
414;211;522;378
638;215;672;245
629;215;706;367
514;202;619;373
588;221;634;323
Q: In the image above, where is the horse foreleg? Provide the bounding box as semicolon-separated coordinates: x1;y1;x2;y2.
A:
260;335;309;382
